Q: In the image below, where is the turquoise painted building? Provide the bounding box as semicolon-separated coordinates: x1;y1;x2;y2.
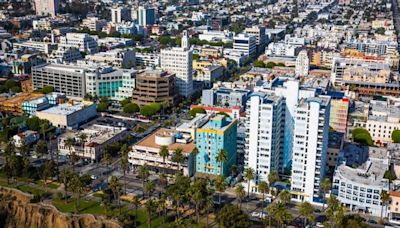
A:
195;115;237;176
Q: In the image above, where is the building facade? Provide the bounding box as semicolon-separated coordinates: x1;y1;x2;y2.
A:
132;69;176;107
291;97;331;203
195;115;237;176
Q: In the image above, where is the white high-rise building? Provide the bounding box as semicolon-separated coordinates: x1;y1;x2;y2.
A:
233;33;257;56
295;50;309;76
59;33;98;54
160;31;193;97
136;6;156;26
244;93;285;193
35;0;59;17
111;6;131;23
291;96;331;203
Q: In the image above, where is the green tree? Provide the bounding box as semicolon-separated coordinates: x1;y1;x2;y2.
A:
26;116;40;131
109;176;122;215
254;60;266;68
41;86;54;94
189;107;206;118
266;62;276;68
120;144;129;195
380;190;390;220
5;79;18;89
123;103;139;114
215;175;226;208
392;130;400;143
244;167;254;198
258;181;269;216
131;195;141;227
42;160;55;189
139;165;150;198
321;178;331;210
216;205;250;228
268;171;279;200
171;147;184;173
235;185;246;210
159;145;169;172
11;86;22;93
278;190;291;205
352;128;373;145
35;140;47;159
267;202;292;228
216;149;227;176
145;199;157;228
119;98;131;107
298;201;315;227
97;102;108;112
325;195;340;227
70;174;91;213
61;169;73;202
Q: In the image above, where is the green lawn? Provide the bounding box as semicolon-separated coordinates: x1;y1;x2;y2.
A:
52;198;107;214
16;184;46;195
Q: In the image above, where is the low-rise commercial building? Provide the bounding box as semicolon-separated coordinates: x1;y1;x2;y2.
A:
58;124;128;162
332;145;390;217
128;128;196;176
36;101;97;129
84;48;136;68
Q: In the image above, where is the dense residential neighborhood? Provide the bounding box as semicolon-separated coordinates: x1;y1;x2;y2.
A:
1;0;400;227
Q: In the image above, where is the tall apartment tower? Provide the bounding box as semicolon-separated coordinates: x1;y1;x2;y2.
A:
111;6;131;23
295;49;309;76
137;6;156;26
160;31;193;97
290;96;331;203
35;0;59;17
244;93;285;193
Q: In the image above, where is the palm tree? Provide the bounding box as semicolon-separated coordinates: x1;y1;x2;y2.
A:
144;181;155;198
120;144;129;195
18;140;30;157
268;171;279;200
235;185;246;210
215;175;226;208
109;176;122;215
191;147;199;173
172;147;184;174
78;133;87;157
145;199;157;228
298;201;315;227
64;137;75;171
42;160;55;189
188;179;205;223
102;152;112;184
205;195;213;228
61;169;73;202
139;165;150;198
278;190;291;205
35;139;48;159
244;167;254;198
269;202;292;228
380;190;390;220
157;195;167;228
70;174;85;213
131;195;141;227
216;149;227;176
230;164;238;177
320;178;331;210
159;145;169;172
258;181;269;216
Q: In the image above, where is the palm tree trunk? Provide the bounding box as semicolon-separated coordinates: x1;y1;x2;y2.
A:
247;181;250;198
219;192;222;209
196;203;199;223
206;208;209;228
261;192;265;216
135;207;138;227
123;170;127;195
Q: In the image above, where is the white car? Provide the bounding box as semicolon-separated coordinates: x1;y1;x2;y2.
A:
251;211;260;217
259;212;267;219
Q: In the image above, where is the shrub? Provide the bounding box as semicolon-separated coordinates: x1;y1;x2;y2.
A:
352;128;373;146
189;107;206;118
392;130;400;143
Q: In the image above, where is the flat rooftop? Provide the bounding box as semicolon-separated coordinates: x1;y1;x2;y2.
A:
61;124;127;146
335;144;389;188
135;128;195;153
38;101;94;115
